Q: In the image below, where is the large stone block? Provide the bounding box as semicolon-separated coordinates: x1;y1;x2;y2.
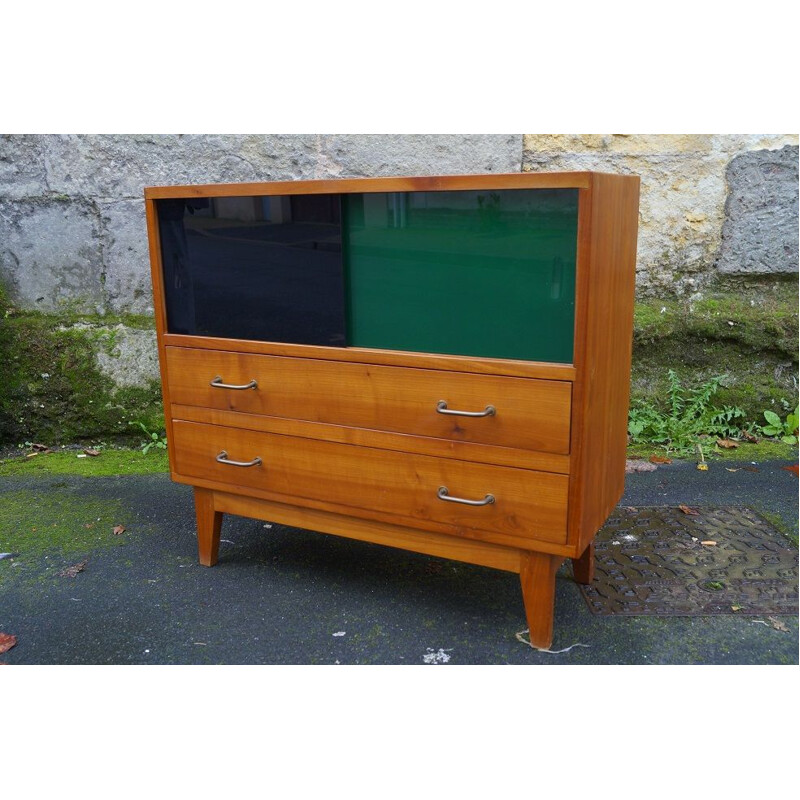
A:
0;135;49;199
43;134;321;199
99;199;154;315
92;324;160;387
0;198;104;312
317;134;521;177
717;145;799;275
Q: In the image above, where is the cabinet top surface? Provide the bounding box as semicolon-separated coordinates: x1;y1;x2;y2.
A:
144;171;639;199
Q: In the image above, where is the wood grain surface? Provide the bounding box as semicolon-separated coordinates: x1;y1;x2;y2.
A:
171;420;569;545
166;346;572;455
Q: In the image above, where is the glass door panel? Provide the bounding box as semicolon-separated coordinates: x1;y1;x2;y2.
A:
156;195;346;346
343;188;578;363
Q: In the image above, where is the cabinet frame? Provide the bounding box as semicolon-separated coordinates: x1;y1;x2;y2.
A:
144;171;640;650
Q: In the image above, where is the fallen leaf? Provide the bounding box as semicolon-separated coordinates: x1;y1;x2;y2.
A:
696;463;709;471
58;560;87;577
31;443;50;452
741;431;759;443
625;459;658;473
649;454;672;464
113;525;126;535
781;465;799;477
725;468;740;472
700;540;717;546
0;633;17;654
679;504;700;515
716;439;739;449
767;617;789;632
742;466;760;472
83;448;101;457
731;605;743;612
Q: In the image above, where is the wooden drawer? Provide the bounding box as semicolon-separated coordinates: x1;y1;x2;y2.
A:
171;420;569;544
166;347;572;455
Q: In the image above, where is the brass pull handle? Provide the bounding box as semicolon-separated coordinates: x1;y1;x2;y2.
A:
211;376;258;390
215;450;262;468
437;486;495;506
436;400;495;418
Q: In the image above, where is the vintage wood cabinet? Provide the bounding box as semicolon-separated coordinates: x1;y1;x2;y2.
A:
144;172;639;649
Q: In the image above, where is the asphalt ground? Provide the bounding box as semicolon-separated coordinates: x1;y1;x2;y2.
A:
1;459;797;665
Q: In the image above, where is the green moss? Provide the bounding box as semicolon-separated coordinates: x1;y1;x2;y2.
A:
634;288;798;359
632;284;798;423
627;438;798;462
0;309;163;446
0;487;130;560
0;447;169;477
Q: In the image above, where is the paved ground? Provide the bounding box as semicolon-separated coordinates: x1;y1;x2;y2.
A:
1;459;797;664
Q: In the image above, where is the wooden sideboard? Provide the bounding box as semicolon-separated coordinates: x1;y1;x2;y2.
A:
144;172;640;650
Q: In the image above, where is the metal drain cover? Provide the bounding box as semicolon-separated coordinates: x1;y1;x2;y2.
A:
579;506;798;616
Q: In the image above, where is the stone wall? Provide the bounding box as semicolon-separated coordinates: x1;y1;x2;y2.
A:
523;134;798;296
0;134;797;444
2;134;797;315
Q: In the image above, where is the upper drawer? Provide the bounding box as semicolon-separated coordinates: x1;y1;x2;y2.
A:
165;347;572;455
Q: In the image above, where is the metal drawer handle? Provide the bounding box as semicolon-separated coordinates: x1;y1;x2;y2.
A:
211;376;258;390
216;450;262;468
436;400;496;418
437;486;495;506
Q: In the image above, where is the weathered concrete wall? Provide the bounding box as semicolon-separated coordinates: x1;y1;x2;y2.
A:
523;134;799;296
2;134;797;317
0;134;522;316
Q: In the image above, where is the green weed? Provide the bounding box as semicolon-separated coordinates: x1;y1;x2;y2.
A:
628;370;746;456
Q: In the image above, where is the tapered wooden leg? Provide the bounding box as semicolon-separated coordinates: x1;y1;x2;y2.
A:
194;487;223;567
520;551;563;650
571;540;595;585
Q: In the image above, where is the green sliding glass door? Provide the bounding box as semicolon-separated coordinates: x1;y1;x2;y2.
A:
343;188;578;363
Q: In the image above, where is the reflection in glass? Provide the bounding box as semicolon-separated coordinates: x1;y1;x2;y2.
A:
156;195;345;345
343;189;579;363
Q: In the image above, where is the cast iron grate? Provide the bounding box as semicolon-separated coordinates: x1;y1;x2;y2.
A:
578;506;798;616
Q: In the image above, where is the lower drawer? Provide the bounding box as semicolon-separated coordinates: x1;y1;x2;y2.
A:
171;420;568;545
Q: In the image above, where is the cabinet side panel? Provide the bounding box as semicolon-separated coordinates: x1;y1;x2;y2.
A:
574;174;640;552
144;197;176;470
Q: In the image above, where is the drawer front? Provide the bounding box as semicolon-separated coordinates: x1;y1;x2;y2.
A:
166;347;572;455
171;421;568;544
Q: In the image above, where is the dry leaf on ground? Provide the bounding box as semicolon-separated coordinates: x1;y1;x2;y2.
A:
716;439;739;449
679;504;700;515
781;465;799;477
58;560;87;577
767;617;789;632
113;525;126;535
83;448;101;457
0;633;17;654
696;463;709;471
625;460;658;473
741;431;759;443
649;455;672;464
